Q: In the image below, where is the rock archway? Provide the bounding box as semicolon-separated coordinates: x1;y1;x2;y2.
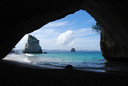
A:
1;0;128;62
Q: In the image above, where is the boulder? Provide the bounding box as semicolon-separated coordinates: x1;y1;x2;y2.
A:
23;35;42;53
65;65;74;69
71;48;76;52
43;52;47;54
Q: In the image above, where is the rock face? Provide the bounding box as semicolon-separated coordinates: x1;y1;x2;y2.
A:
71;48;76;52
1;1;128;62
23;35;42;53
82;1;128;62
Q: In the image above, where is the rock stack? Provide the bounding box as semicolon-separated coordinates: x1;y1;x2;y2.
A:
71;48;76;52
23;35;42;53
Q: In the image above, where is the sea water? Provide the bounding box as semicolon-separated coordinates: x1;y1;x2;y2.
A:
4;51;128;72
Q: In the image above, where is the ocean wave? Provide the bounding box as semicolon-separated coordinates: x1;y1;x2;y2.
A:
25;53;35;56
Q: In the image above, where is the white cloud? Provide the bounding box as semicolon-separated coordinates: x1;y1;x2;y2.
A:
73;28;100;50
31;29;59;39
87;19;95;23
16;19;100;50
74;28;98;38
74;35;100;50
57;30;74;47
16;21;69;50
15;10;101;50
16;27;100;50
43;21;68;28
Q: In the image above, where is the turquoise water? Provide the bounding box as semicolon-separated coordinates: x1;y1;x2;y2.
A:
25;52;104;62
4;52;128;72
4;51;128;72
5;52;107;71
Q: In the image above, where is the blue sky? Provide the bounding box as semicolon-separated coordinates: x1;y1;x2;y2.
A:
16;10;101;51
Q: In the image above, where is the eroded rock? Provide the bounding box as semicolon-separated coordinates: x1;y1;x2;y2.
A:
23;35;42;53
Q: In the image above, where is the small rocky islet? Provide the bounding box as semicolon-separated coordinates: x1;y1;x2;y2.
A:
71;48;76;52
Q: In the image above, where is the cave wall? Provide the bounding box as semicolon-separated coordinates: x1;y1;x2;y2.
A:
1;0;128;62
0;0;82;58
81;1;128;61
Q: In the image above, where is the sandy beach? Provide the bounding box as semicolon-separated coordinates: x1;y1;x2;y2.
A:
0;60;128;86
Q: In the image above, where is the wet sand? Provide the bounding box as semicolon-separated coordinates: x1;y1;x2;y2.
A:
0;60;128;86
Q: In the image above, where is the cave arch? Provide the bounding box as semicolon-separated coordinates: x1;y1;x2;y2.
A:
1;1;128;62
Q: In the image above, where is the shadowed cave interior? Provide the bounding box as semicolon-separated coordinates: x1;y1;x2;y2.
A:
1;0;128;86
1;0;128;62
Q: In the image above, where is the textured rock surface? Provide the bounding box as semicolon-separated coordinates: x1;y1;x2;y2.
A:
1;0;128;62
23;35;42;53
81;1;128;62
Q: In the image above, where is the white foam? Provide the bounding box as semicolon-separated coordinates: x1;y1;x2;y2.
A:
4;53;31;63
25;53;34;56
23;58;31;62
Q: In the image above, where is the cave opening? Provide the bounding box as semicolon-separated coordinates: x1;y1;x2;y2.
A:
3;10;106;72
1;1;128;85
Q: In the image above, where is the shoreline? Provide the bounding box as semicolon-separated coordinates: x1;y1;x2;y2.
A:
2;59;128;74
2;59;55;69
3;58;128;73
0;60;128;85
